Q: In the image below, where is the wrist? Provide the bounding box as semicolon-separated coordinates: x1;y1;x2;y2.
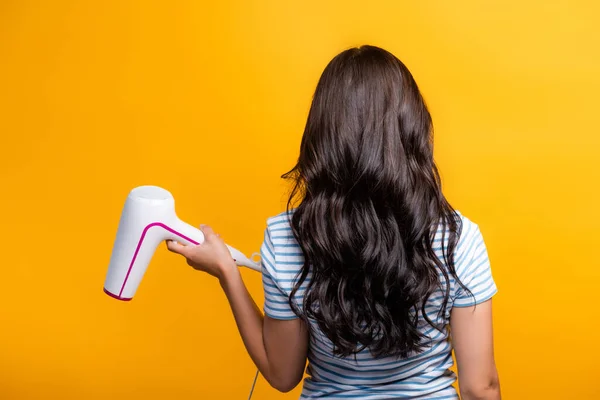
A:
218;260;241;288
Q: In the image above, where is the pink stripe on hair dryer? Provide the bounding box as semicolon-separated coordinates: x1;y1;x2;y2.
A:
104;186;261;301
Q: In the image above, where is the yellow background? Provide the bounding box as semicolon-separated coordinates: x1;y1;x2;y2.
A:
0;1;598;399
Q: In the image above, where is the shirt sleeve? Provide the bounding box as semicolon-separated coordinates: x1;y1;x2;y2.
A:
453;221;498;307
261;227;298;320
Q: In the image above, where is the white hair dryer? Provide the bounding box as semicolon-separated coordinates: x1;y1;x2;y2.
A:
103;185;261;301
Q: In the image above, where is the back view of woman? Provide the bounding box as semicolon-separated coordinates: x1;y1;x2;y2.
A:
168;45;501;399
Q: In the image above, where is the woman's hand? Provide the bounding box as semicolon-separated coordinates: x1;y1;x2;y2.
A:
166;225;237;282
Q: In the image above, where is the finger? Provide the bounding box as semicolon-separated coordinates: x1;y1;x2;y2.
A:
166;240;190;256
200;224;216;238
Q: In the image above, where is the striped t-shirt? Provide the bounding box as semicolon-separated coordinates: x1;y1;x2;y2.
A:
260;211;497;399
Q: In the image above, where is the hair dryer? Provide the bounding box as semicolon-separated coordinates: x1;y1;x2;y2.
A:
103;185;261;301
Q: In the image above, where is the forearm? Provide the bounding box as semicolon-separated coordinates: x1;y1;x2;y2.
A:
219;266;272;379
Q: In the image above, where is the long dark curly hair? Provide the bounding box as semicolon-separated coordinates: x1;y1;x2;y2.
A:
282;45;470;358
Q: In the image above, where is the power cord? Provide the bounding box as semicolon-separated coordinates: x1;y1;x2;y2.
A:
247;369;259;400
247;252;262;399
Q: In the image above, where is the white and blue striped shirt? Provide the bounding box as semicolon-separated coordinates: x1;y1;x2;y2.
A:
261;211;497;399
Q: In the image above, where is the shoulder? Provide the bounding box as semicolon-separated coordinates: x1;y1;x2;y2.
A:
261;211;304;293
454;211;485;258
434;210;481;249
433;211;486;273
451;212;497;305
265;211;298;250
452;211;490;278
266;210;294;233
456;211;481;244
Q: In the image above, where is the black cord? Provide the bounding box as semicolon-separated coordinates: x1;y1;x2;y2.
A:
246;254;262;399
247;369;259;400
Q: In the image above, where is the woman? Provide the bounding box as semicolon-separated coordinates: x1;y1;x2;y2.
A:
167;45;501;399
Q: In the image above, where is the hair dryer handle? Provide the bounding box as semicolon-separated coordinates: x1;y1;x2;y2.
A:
226;244;262;272
170;219;261;272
